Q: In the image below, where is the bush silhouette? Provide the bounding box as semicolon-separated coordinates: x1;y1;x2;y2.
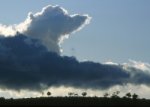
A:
47;91;51;97
111;91;120;98
103;93;109;98
126;92;132;99
68;92;74;96
82;92;87;97
132;93;138;99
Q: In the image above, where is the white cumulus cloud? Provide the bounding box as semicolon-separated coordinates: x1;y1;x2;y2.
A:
0;5;91;54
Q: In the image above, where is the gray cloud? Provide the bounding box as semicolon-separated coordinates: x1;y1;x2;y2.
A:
0;34;150;91
0;5;150;92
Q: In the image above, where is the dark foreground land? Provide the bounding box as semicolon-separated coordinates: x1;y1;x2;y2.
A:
0;97;150;106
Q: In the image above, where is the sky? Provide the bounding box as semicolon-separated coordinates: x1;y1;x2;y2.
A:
0;0;149;63
0;0;150;99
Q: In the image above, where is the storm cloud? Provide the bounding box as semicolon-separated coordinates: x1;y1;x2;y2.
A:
0;5;150;91
0;33;150;91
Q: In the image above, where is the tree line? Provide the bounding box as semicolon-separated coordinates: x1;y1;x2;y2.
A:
45;91;139;99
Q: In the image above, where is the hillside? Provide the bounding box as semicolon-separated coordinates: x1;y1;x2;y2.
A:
0;97;150;106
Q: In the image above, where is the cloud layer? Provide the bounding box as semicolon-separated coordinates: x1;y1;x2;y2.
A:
0;33;150;91
0;5;91;54
0;5;150;92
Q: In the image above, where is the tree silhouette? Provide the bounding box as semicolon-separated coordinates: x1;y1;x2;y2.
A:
104;93;109;98
82;92;87;97
68;92;73;97
74;93;78;97
126;92;131;99
111;91;120;98
47;91;51;97
132;93;138;99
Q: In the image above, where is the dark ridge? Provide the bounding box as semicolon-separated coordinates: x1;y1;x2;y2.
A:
0;97;150;106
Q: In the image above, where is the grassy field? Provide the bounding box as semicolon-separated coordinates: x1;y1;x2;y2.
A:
0;97;150;106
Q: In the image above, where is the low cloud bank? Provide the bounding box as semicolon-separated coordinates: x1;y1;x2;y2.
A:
0;34;150;91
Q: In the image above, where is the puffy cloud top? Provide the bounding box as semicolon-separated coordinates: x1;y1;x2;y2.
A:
0;5;91;54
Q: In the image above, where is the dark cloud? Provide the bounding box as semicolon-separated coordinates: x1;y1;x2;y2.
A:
0;33;150;91
0;5;150;91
